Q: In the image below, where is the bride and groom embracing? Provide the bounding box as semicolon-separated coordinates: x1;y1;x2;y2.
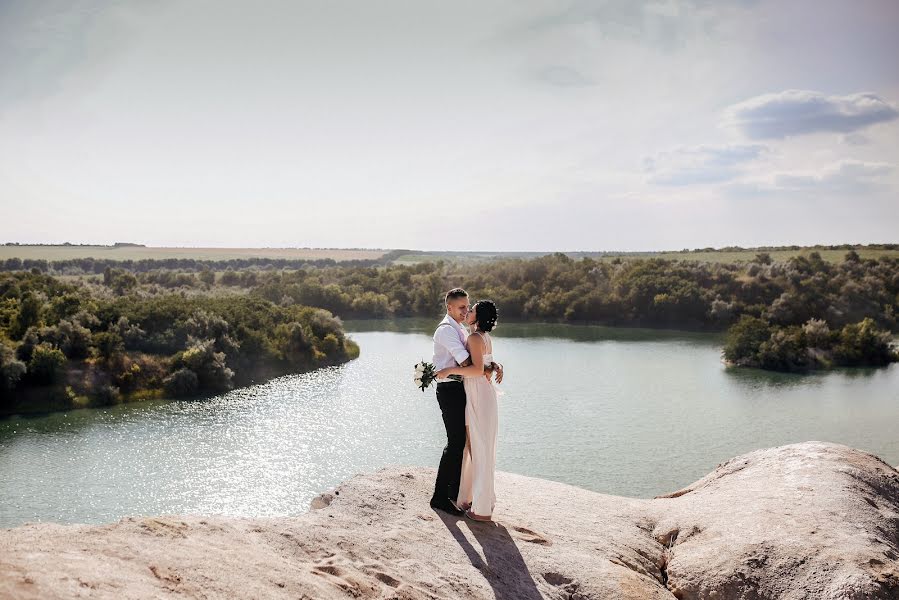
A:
430;288;504;522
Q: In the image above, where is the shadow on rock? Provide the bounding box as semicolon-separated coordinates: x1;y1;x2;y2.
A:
437;510;543;600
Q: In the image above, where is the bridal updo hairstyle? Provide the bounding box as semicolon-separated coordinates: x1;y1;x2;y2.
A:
472;300;498;332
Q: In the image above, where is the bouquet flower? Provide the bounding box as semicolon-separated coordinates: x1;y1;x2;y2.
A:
413;361;438;391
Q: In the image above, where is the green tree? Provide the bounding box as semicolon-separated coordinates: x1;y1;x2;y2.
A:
27;343;67;384
163;368;199;397
320;332;340;357
273;322;313;365
756;327;812;372
178;339;233;392
0;340;26;392
834;318;897;366
93;331;124;363
723;316;772;365
220;268;240;286
103;268;138;295
11;293;41;339
198;270;216;285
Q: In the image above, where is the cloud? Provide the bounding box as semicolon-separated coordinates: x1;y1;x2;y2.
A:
513;0;738;52
773;160;892;191
841;133;870;146
724;90;899;139
645;144;767;186
728;160;893;197
533;65;595;87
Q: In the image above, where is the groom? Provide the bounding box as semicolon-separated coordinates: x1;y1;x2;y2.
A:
430;288;502;515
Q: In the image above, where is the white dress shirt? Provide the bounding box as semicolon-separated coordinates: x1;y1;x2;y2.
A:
433;314;470;382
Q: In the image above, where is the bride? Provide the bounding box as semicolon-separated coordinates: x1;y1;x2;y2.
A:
436;300;499;522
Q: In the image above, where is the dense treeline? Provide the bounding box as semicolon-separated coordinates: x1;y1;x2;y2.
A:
0;249;408;275
89;249;899;335
245;249;898;372
0;272;358;415
5;245;899;275
233;250;898;329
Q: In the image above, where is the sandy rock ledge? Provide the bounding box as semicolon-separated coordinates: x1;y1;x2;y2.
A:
1;441;898;599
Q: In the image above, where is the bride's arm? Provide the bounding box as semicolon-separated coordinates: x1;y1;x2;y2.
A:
436;335;486;378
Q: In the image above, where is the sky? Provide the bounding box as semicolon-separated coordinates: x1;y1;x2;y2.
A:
1;0;897;251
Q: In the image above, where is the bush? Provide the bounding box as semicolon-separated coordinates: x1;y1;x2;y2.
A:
833;318;897;367
94;384;122;406
802;318;832;348
11;293;41;339
220;269;240;286
27;343;67;384
0;341;26;392
178;339;233;392
320;333;340;357
93;331;124;362
182;310;239;357
163;368;199;397
103;268;138;295
40;320;92;359
114;362;142;393
273;321;312;363
350;291;391;317
723;316;772;365
112;316;147;350
198;270;215;285
756;327;813;372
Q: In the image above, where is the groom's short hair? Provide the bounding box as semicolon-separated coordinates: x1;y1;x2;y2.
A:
445;288;468;305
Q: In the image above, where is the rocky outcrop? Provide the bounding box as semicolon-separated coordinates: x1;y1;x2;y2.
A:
1;442;898;599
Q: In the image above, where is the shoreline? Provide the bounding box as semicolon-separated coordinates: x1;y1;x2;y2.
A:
0;355;357;419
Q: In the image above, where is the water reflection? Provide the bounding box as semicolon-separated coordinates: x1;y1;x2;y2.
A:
722;366;826;390
722;361;896;391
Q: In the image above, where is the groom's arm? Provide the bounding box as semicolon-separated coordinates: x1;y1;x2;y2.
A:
434;326;470;366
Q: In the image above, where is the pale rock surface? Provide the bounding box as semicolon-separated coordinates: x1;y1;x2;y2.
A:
1;441;898;599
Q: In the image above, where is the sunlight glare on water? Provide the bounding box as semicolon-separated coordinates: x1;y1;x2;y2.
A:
2;321;898;527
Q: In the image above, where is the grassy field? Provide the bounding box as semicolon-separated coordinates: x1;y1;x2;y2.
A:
4;245;897;266
610;248;899;263
0;246;388;262
393;247;899;265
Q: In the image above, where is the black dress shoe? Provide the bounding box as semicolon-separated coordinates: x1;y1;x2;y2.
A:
429;498;463;516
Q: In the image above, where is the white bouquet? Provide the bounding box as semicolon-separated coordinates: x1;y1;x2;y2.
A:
413;361;438;392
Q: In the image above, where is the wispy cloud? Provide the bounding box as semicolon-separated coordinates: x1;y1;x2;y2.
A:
728;159;893;197
724;90;899;139
533;65;595;87
773;159;892;191
514;0;731;51
841;133;870;146
645;144;767;186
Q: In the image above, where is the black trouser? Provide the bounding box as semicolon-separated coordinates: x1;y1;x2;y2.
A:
432;381;467;505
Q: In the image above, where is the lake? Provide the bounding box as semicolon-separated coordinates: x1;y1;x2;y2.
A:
1;319;897;528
